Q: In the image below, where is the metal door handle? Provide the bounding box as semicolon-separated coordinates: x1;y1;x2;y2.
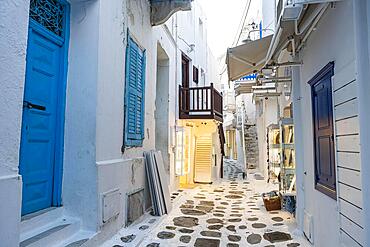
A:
23;101;46;111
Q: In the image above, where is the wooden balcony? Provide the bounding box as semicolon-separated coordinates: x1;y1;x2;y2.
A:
179;83;223;122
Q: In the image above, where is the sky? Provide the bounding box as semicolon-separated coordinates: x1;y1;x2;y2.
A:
198;0;249;58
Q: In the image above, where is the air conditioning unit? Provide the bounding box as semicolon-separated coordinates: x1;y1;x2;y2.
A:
303;211;314;243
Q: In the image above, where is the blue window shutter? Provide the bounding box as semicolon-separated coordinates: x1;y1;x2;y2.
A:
140;51;146;139
124;36;146;146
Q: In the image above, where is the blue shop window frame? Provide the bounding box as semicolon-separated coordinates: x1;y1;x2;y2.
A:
124;34;146;147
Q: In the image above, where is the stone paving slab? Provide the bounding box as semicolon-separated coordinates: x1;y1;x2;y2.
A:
102;160;312;247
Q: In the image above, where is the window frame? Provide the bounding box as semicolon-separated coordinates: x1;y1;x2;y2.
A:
308;61;337;199
193;65;199;84
123;33;146;148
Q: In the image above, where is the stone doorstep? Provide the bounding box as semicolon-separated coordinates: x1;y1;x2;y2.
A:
20;207;92;247
20;224;71;247
21;207;64;234
20;217;81;247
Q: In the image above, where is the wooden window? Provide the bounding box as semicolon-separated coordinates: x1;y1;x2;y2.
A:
308;62;336;199
181;54;190;87
123;35;146;147
193;66;199;83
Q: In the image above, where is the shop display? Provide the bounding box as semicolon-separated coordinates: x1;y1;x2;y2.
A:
279;117;296;194
279;117;296;214
283;104;293;118
265;108;297;214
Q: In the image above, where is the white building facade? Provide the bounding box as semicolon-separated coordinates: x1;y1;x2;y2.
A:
0;0;222;246
227;0;370;246
289;2;368;246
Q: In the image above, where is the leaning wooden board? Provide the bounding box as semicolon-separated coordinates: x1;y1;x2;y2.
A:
145;151;163;215
151;151;165;214
144;150;172;216
154;151;172;213
151;151;165;215
144;152;158;215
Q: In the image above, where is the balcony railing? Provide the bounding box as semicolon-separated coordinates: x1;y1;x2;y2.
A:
179;83;223;122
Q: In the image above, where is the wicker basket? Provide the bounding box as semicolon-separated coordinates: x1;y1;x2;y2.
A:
263;196;281;211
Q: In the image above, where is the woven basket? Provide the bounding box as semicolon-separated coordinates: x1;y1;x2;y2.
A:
263;196;281;211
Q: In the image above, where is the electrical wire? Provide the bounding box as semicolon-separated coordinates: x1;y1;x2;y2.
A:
219;0;253;76
220;0;252;75
233;0;252;46
232;0;249;45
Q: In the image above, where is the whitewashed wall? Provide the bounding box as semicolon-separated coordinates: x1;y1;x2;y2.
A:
256;98;278;178
239;94;256;125
297;1;361;246
63;0;100;232
0;1;29;246
89;0;179;244
166;1;221;90
0;0;220;245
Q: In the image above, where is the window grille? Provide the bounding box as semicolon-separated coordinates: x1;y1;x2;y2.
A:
29;0;65;37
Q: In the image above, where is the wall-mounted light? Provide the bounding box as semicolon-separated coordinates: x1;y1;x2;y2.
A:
178;36;195;53
188;44;195;53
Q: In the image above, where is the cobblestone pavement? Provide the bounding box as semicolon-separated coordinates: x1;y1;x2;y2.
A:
102;160;311;247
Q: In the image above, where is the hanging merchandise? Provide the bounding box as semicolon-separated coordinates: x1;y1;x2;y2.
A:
267;124;281;184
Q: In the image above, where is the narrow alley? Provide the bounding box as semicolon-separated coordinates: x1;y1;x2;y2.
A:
2;0;370;247
102;160;309;247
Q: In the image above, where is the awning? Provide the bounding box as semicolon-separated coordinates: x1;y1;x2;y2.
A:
226;35;273;81
234;81;256;96
252;83;281;100
150;0;192;26
265;21;295;65
265;3;330;65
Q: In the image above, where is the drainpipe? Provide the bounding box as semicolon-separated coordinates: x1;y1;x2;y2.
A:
353;0;370;245
241;104;247;172
175;13;179;124
291;54;305;232
173;13;179;190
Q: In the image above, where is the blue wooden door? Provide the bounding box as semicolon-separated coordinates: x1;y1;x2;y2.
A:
19;21;64;215
309;62;336;199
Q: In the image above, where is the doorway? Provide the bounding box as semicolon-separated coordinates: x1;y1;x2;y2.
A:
19;0;69;215
193;134;213;183
155;44;170;173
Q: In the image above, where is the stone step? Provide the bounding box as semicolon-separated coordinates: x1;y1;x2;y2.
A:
20;209;87;247
21;207;64;234
56;230;95;247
